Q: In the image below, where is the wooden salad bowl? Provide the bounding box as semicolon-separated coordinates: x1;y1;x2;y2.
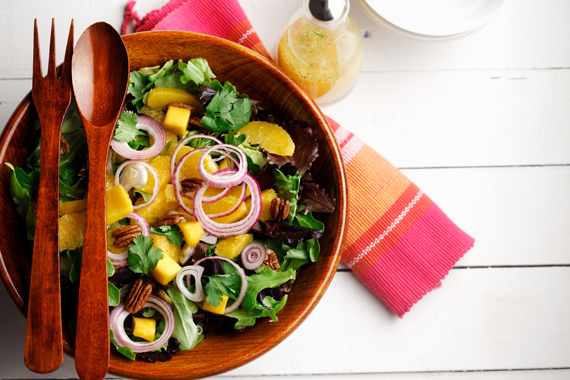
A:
0;31;347;379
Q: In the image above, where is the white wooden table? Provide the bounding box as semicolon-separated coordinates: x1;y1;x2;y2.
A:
1;0;569;379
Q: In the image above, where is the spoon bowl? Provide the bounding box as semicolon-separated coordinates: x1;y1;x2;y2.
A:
71;22;129;380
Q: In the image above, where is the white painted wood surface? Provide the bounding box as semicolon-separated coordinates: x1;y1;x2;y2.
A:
1;0;569;379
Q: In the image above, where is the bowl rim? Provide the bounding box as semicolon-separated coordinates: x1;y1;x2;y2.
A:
0;30;348;379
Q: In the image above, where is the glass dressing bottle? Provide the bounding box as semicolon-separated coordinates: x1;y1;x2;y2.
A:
277;0;364;105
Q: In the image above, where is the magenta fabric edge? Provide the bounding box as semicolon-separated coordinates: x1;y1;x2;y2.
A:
359;203;475;317
135;0;187;32
141;0;247;38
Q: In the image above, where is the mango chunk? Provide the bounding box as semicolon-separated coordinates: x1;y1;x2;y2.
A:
163;106;190;137
150;254;182;286
132;317;156;342
215;233;253;259
146;88;205;114
203;294;229;315
245;188;277;222
179;221;204;247
106;185;134;225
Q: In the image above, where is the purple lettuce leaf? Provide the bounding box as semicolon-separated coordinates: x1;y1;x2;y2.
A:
252;221;323;243
266;122;319;175
298;182;335;214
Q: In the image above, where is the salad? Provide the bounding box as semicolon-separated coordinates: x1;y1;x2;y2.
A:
8;57;335;362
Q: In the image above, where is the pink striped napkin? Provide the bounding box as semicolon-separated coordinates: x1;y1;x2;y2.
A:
122;0;475;317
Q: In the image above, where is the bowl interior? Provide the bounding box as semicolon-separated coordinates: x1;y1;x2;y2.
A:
0;31;347;380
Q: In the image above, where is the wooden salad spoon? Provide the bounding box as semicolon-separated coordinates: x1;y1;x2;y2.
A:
71;22;129;380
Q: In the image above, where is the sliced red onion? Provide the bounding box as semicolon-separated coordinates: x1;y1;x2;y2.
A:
198;144;247;188
107;212;150;268
111;116;167;160
180;244;195;265
194;256;248;314
193;173;262;238
114;160;160;210
172;148;207;201
114;161;148;192
110;295;174;353
175;265;205;302
169;134;223;179
241;242;267;270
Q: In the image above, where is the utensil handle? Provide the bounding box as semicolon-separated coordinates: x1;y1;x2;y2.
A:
75;124;112;380
24;114;64;373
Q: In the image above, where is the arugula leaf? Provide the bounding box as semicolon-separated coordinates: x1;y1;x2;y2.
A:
294;212;325;231
201;86;252;132
227;295;288;330
110;329;136;360
108;281;120;307
167;282;201;351
6;163;39;239
242;266;295;313
128;71;150;105
127;236;163;275
149;225;184;246
133;189;153;203
142;309;156;318
107;258;116;277
307;238;320;263
114;111;146;143
274;168;301;222
239;143;267;174
149;60;175;82
66;247;83;283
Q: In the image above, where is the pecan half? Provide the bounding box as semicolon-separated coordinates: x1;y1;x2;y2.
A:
263;249;280;271
60;135;70;156
188;116;202;128
166;103;196;113
154;214;185;228
112;224;143;248
125;279;153;314
270;198;290;222
181;178;204;194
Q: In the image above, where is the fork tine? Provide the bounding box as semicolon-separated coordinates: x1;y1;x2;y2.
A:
33;19;42;80
60;19;74;79
47;18;57;77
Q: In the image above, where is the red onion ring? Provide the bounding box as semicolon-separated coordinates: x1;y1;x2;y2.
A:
175;265;205;302
107;212;150;267
198;144;247;188
241;242;267;270
194;256;248;314
110;116;166;160
114;161;148;192
114;160;160;210
193;173;262;238
169;134;223;179
110;295;174;353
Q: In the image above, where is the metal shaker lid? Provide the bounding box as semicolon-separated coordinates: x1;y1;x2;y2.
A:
305;0;350;28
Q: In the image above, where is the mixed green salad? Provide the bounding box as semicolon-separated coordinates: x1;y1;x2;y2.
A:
8;57;335;362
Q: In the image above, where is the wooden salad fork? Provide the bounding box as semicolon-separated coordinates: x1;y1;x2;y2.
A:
24;19;74;374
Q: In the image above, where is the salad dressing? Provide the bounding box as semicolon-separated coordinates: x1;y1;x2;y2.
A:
277;0;363;105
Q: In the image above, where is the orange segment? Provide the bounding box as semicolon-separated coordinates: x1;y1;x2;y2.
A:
137;156;171;194
59;212;86;252
237;121;295;156
151;233;181;263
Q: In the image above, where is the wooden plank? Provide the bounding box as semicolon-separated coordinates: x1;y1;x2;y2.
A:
319;69;570;168
1;268;569;377
216;370;570;380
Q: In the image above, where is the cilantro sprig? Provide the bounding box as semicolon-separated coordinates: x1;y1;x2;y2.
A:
113;111;148;143
203;273;242;308
149;225;184;246
127;236;163;275
201;86;252;133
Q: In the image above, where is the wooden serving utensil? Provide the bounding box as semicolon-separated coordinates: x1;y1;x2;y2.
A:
24;19;74;374
71;22;129;380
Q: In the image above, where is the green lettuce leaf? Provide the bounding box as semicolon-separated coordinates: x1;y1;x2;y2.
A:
227;295;288;330
242;266;295;313
108;282;120;307
110;329;136;360
167;282;202;351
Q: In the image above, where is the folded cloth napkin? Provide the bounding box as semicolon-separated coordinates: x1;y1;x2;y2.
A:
122;0;475;318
